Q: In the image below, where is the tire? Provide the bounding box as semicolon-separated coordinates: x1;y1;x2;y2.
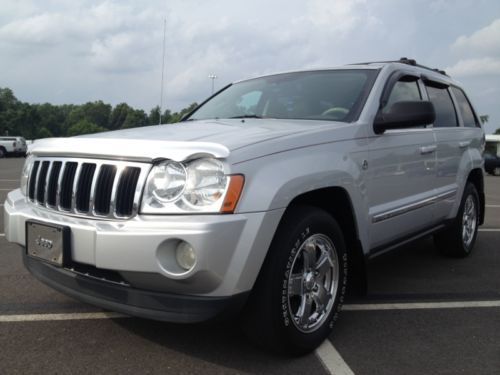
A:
243;205;348;355
434;183;480;257
494;167;500;177
0;147;5;158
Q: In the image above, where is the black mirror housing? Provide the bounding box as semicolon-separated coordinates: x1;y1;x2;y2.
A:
374;101;435;134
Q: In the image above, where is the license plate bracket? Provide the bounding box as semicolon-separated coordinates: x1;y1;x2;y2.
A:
26;221;71;267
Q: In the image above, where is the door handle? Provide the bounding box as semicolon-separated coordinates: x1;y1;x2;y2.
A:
420;145;436;155
459;141;471;148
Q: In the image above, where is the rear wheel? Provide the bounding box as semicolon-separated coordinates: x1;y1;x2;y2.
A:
434;183;479;257
0;147;5;158
243;206;348;355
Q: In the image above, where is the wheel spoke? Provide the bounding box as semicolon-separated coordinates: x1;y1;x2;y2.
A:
297;295;313;326
288;273;304;296
315;253;332;281
303;241;316;271
313;284;330;312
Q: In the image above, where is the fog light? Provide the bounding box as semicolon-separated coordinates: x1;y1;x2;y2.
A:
176;241;196;271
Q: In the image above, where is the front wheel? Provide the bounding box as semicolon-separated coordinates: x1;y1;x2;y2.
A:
243;206;348;355
434;183;480;257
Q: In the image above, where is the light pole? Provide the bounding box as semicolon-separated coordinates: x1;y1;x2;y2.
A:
159;17;167;125
208;74;217;94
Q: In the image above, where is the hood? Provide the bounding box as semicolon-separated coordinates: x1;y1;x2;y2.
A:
81;119;318;150
30;119;331;162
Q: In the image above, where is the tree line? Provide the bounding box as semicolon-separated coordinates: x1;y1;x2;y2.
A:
0;87;198;139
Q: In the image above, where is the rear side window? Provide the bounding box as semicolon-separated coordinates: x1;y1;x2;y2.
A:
425;86;458;128
451;87;480;128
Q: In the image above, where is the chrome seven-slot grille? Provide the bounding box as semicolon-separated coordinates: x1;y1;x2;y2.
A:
27;158;151;219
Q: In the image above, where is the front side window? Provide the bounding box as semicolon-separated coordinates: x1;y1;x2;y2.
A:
425;85;458;128
451;87;480;128
187;70;378;123
385;80;421;111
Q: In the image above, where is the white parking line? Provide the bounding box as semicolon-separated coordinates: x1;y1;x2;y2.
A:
0;189;13;191
486;205;500;208
479;228;500;232
316;340;354;375
343;300;500;311
0;234;4;237
0;179;19;182
0;312;127;322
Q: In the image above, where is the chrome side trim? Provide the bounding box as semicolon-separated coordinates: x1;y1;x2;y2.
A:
372;189;457;223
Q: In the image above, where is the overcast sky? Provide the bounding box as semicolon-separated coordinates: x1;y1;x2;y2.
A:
1;0;499;133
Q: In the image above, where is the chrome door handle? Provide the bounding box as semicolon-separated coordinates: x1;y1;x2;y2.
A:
459;141;471;148
420;145;436;155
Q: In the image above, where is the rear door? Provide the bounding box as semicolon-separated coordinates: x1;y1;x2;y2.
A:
427;81;482;220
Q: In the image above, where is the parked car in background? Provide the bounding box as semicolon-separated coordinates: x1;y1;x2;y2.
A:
0;136;27;157
484;153;500;176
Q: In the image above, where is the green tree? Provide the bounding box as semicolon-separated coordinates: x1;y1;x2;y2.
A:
109;103;132;130
0;86;203;138
122;109;148;129
67;119;106;136
495;128;500;135
36;127;53;139
66;101;111;130
148;106;161;125
168;102;198;123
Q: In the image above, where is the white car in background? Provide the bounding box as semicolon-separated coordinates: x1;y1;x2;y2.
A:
0;136;27;157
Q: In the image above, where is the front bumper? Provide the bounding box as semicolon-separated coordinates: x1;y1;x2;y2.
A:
23;252;248;322
4;189;284;320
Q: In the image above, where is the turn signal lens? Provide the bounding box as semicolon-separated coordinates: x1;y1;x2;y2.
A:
220;175;245;213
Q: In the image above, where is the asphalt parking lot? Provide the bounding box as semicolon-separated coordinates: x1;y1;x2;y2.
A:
1;157;499;374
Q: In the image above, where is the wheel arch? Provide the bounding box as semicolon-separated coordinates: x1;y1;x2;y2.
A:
284;187;367;295
467;168;485;225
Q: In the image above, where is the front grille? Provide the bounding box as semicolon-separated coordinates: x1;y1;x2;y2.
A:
28;157;150;219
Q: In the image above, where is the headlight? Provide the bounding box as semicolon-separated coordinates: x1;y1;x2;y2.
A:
146;161;186;203
20;155;34;196
141;158;244;214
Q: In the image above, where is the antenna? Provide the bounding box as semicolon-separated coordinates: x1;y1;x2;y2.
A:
159;16;167;125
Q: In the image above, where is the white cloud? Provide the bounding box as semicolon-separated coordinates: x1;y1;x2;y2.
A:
446;57;500;77
452;18;500;56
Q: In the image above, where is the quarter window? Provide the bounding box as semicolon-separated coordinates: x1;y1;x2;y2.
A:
425;86;458;128
451;87;479;128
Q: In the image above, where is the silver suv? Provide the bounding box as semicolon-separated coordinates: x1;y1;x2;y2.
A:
4;58;485;354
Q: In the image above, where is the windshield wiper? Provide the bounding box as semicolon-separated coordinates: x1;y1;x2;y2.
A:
229;114;263;119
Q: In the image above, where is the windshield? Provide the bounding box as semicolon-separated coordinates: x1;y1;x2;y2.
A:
187;69;377;122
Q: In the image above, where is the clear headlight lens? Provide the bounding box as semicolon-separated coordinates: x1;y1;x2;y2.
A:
20;155;34;196
146;161;186;203
141;158;239;214
183;158;227;208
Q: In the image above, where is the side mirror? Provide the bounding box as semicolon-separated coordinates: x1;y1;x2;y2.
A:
374;101;435;134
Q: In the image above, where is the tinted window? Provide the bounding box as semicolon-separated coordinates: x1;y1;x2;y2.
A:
451;87;479;128
187;70;377;122
385;80;421;111
426;86;458;128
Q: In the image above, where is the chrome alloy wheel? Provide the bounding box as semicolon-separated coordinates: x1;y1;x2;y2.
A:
462;195;477;248
287;234;339;333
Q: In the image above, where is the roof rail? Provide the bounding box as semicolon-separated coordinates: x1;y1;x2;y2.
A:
352;57;448;76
